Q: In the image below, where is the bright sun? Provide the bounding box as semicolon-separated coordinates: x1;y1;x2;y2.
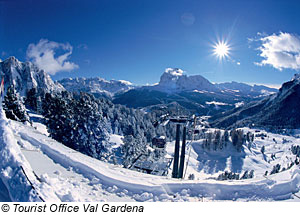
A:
213;41;230;60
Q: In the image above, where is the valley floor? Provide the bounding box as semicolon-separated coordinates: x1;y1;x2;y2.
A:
1;110;300;202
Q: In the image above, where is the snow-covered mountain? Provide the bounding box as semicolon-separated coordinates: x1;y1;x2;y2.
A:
58;77;134;97
153;68;219;92
113;68;276;114
0;56;64;96
215;81;277;97
211;73;300;129
58;68;217;97
58;68;218;98
150;68;277;95
56;67;277;109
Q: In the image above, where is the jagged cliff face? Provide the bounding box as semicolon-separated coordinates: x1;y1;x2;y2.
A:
0;56;64;96
155;68;218;92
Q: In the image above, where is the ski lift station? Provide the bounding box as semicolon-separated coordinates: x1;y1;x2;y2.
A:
129;114;200;179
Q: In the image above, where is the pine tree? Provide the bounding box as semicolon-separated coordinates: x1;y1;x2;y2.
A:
42;92;75;148
205;132;213;150
72;92;110;158
42;92;111;159
224;130;229;147
25;88;38;111
40;90;174;168
270;164;281;174
249;170;254;178
231;129;245;152
121;134;147;168
261;145;265;154
3;85;30;123
241;170;249;179
246;132;254;143
188;174;195;180
213;130;221;150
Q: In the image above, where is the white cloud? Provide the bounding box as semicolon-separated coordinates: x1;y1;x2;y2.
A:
26;39;79;75
255;32;300;71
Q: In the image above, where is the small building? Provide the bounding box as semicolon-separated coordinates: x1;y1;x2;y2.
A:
130;154;173;176
152;136;167;149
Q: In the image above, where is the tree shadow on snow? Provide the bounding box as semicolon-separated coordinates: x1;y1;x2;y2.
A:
191;142;245;174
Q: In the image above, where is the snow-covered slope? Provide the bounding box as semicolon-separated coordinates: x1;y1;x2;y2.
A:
211;73;300;129
167;128;299;179
0;56;64;96
1;111;300;201
58;77;134;97
0;108;60;201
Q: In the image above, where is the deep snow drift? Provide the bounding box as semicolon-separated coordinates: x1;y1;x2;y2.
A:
0;108;59;201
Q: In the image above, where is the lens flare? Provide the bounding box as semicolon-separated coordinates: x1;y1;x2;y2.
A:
213;41;230;60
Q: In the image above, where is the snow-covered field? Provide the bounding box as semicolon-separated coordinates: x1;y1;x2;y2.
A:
1;109;300;202
168;127;300;180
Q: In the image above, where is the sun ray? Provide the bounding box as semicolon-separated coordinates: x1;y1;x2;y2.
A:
213;41;231;60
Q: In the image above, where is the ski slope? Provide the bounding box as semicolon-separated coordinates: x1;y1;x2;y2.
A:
166;128;300;181
1;109;300;202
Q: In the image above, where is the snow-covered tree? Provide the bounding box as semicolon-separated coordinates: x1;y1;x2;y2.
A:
217;171;240;181
241;170;249;179
270;164;281;175
121;134;148;168
71;92;110;159
249;170;254;178
3;85;30;123
42;92;111;159
42;91;75;148
41;90;172;168
231;129;245;152
188;174;195;180
246;131;254;143
291;145;300;157
261;145;265;154
213;130;221;150
25;88;38;111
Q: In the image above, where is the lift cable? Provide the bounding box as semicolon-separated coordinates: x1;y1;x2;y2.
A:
183;116;197;179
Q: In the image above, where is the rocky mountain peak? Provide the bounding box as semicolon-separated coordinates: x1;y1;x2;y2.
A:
157;68;218;92
0;56;65;96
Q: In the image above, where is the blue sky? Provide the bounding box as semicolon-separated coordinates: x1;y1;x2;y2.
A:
1;0;300;87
